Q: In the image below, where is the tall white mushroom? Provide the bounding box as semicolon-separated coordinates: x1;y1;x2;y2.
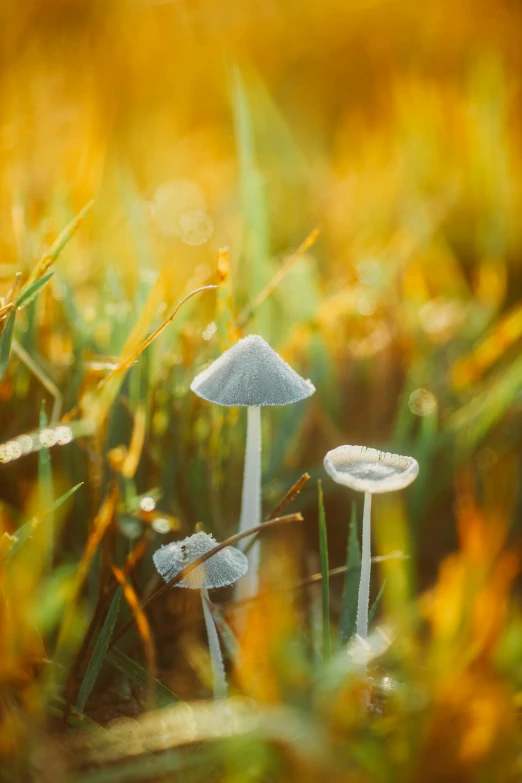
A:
323;445;419;640
191;335;315;598
153;531;248;699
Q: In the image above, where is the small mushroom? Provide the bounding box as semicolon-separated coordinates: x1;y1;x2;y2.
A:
191;335;315;598
153;531;248;699
323;445;419;640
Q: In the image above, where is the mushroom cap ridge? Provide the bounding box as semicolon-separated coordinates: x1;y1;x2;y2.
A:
324;445;419;494
190;334;315;407
153;531;248;589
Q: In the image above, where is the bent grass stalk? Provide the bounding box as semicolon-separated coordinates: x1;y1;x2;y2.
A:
109;512;303;649
62;284;218;424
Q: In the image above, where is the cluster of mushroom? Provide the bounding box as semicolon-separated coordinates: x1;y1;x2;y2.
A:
152;335;315;698
152;333;419;699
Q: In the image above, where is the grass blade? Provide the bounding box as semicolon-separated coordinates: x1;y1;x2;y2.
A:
106;648;180;707
237;227;320;328
231;66;271;336
56;486;118;655
49;481;84;515
23;200;94;289
15;272;54;310
368;579;386;626
0;308;16;381
111;566;157;709
51;696;103;731
338;503;361;646
39;406;54;569
4;482;84;565
76;587;122;712
317;481;331;661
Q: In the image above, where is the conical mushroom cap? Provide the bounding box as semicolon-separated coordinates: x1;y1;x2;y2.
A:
152;531;248;590
190;334;315;407
324;445;419;494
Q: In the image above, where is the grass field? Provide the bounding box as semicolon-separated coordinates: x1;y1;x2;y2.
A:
1;0;522;780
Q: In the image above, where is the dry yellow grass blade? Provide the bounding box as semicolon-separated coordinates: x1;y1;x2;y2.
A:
121;405;147;479
0;273;22;325
0;302;14;327
55;485;118;653
236;227;320;328
61;527;155;722
90;282;218;421
109;512;304;649
452;303;522;389
123;531;155;576
226;553;408;614
112;565;158;695
215;246;240;347
64;282;218;425
24;201;94;290
101;283;219;386
265;473;310;520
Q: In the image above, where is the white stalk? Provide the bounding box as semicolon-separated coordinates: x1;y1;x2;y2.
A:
201;588;228;700
356;491;372;639
236;405;261;599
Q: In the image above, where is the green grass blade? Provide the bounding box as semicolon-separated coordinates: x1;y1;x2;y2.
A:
48;481;84;516
21;200;94;293
16;272;54;310
449;352;522;448
39;406;54;569
0;308;16;381
51;696;103;731
76;588;123;712
368;579;386;626
231;66;271;336
106;648;181;707
5;482;84;565
209;602;239;661
317;481;331;661
338;503;361;646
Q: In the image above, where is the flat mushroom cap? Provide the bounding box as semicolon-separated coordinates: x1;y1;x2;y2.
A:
153;531;248;590
324;445;419;494
190;334;315;407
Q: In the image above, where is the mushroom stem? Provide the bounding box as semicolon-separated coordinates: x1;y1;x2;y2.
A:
236;405;262;597
201;588;228;700
356;491;372;639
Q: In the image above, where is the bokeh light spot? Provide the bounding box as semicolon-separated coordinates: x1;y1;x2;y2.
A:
408;388;437;416
140;496;156;513
55;426;73;445
39;429;57;448
152;517;171;534
178;211;214;246
152;179;206;237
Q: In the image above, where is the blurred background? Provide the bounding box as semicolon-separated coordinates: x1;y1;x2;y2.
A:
0;0;522;773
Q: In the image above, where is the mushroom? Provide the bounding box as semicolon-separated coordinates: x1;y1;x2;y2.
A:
190;334;315;598
153;531;248;699
323;445;419;640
